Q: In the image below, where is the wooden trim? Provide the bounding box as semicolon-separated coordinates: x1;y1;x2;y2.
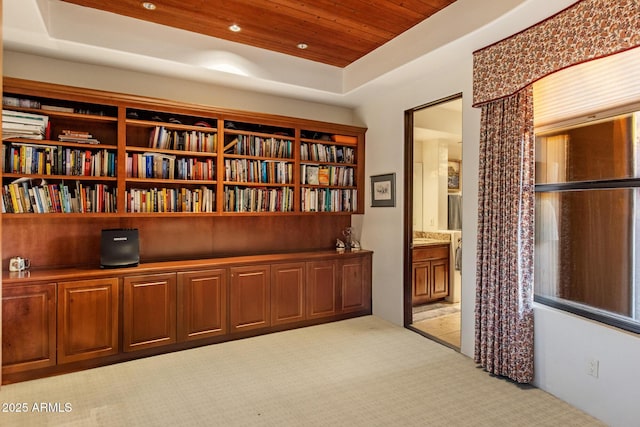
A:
403;108;414;327
1;0;5;386
2;77;367;135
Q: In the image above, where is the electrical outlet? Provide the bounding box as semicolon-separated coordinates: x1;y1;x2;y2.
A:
586;358;599;378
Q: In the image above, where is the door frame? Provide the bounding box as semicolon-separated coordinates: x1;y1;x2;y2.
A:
403;93;462;328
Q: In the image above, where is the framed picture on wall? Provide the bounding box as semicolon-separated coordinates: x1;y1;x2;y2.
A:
371;173;396;207
448;160;461;191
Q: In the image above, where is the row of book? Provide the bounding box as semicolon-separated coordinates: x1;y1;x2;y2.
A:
2;179;116;213
224;186;294;212
2;109;50;140
300;143;355;164
301;164;354;186
300;188;357;212
225;135;293;158
3;97;100;114
3;143;117;177
224;159;293;184
126;153;215;181
126;187;215;213
148;126;217;153
3;96;42;109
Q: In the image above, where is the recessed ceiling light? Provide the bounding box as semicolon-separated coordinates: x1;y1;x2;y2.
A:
229;24;242;33
142;2;156;10
297;43;308;50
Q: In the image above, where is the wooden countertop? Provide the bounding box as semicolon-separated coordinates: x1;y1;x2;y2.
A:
3;249;373;284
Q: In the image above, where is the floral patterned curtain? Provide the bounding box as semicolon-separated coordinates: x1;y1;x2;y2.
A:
472;0;640;384
473;0;640;107
475;87;535;383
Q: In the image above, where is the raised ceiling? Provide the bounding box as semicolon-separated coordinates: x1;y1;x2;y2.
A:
60;0;457;67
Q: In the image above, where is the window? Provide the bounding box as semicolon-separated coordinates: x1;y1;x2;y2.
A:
534;110;640;333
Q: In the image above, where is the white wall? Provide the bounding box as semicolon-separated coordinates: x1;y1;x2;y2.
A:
354;1;639;426
534;305;640;426
3;51;361;127
355;49;478;355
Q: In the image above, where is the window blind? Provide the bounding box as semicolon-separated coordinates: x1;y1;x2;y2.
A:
533;47;640;130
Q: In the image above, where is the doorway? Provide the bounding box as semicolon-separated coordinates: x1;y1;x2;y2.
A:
403;94;462;350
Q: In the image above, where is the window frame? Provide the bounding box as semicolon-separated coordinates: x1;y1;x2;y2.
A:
534;114;640;335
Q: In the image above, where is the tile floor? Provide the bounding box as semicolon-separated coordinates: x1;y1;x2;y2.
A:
411;302;461;349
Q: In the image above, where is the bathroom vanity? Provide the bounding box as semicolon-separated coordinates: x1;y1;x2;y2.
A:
411;239;450;306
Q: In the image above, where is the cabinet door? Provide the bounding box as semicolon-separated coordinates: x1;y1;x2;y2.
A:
2;283;57;374
177;269;228;342
430;258;450;300
306;260;337;319
230;265;271;332
123;273;177;352
58;278;119;364
339;256;371;314
271;262;305;326
412;262;431;306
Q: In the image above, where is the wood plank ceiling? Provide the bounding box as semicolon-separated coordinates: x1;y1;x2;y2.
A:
61;0;457;67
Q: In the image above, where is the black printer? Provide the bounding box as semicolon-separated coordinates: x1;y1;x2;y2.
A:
100;228;140;268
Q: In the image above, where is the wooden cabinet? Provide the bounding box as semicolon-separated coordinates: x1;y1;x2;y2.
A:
271;262;305;326
339;255;371;314
123;273;177;352
412;245;450;306
2;283;56;374
307;255;372;318
1;250;371;384
306;260;338;319
177;269;228;341
57;278;119;364
230;265;271;332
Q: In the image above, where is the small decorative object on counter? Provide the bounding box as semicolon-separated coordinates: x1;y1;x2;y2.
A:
336;239;346;252
342;226;353;248
9;256;30;272
350;240;361;251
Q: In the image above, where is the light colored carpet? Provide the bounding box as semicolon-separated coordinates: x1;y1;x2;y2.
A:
0;316;603;426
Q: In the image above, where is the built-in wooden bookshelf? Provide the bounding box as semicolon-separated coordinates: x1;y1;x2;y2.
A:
222;120;296;213
300;132;358;213
1;78;366;217
0;78;370;385
124;109;219;214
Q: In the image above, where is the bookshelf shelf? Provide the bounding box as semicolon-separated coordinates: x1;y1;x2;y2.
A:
4;138;118;151
126;118;217;133
0;212;119;219
2;106;118;123
223;181;292;187
2;173;117;182
126;146;217;158
126;178;216;185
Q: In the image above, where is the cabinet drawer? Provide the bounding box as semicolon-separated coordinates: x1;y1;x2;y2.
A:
413;245;449;261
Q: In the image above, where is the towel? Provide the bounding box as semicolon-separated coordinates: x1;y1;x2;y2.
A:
455;241;462;271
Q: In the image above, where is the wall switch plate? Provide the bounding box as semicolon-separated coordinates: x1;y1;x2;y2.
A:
586;358;599;378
